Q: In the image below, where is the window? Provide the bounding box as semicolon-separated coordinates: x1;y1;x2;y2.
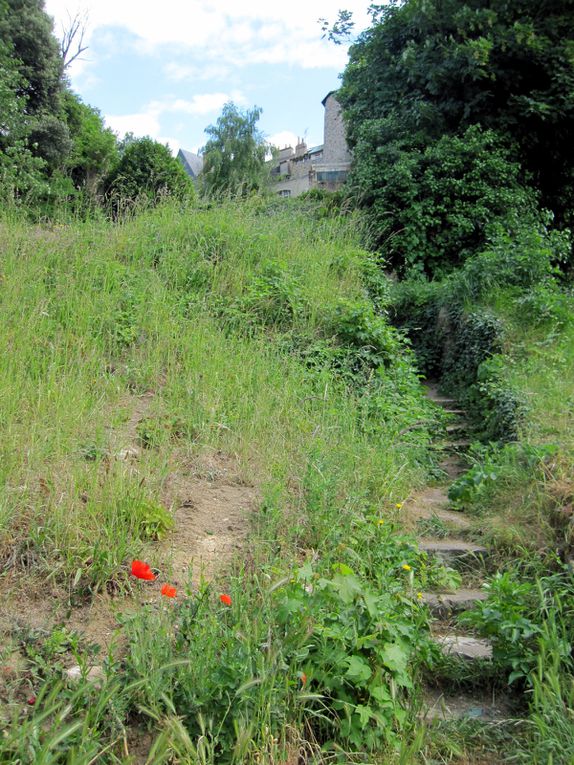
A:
278;189;291;197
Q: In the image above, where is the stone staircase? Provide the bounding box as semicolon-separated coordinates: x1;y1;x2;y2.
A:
411;384;509;723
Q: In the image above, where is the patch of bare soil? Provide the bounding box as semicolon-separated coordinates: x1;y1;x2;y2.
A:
160;450;258;587
0;391;258;676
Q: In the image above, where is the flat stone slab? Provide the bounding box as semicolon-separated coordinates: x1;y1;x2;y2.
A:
446;423;468;433
422;688;511;722
425;509;471;529
419;539;487;563
423;589;487;617
446;439;472;449
436;634;493;660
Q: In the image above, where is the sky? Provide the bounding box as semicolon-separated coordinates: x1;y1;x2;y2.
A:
44;0;370;156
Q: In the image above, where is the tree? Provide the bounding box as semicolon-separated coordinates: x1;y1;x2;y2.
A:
0;39;46;203
0;0;71;178
339;0;574;229
104;136;193;210
0;0;65;114
64;91;117;196
352;125;538;275
201;102;268;198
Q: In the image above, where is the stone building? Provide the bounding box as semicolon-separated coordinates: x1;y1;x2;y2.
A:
271;91;351;198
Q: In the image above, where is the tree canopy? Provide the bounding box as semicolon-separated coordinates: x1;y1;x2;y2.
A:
104;136;193;210
337;0;574;273
201;102;268;198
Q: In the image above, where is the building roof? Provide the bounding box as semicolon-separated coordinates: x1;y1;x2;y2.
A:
321;90;338;107
308;144;324;155
177;148;204;178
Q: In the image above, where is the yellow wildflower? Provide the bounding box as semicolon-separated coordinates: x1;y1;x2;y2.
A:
377;519;385;526
402;564;412;571
395;503;403;509
417;592;423;600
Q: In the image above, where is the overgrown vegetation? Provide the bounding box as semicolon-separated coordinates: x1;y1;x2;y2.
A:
2;0;574;761
0;200;450;762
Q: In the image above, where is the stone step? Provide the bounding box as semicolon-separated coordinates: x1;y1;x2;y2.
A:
419;539;487;565
439;457;466;480
413;486;449;505
422;588;487;618
446;423;469;434
443;408;465;416
423;384;458;407
421;688;511;723
445;439;472;451
433;397;458;407
414;508;471;530
435;634;493;661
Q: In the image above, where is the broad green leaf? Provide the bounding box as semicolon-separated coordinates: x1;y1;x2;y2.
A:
345;655;372;683
380;642;408;674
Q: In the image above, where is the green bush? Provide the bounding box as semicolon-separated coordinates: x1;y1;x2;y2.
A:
350;126;537;277
460;570;574;686
448;442;557;506
104;136;194;212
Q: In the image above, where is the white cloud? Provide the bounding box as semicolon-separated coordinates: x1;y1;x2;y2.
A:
105;91;244;145
105;110;161;139
45;0;368;74
163;91;246;116
164;61;232;82
158;136;182;155
267;131;299;150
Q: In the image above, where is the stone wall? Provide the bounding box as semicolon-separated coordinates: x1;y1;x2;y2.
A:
322;93;352;166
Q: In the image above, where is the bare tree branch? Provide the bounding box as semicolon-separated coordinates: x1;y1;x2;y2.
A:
60;11;89;70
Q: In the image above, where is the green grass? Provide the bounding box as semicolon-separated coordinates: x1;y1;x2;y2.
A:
0;200;442;763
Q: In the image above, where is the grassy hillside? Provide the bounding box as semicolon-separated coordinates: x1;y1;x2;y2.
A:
0;200;446;763
2;198;573;764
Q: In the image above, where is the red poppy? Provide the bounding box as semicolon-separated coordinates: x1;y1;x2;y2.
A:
27;696;36;706
131;560;156;581
300;672;307;686
161;583;177;598
219;593;232;606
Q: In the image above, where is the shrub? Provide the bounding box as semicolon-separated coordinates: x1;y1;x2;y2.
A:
104;136;193;212
350;126;538;277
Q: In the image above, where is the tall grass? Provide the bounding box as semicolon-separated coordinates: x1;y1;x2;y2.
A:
0;200;437;762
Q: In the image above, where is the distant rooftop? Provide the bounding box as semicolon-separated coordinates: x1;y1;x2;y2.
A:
177;149;203;179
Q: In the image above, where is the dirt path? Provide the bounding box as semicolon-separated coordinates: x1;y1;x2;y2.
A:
0;388;258;660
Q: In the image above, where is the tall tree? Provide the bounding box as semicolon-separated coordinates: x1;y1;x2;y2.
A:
201;102;268;198
339;0;574;227
0;0;70;174
64;92;117;196
0;0;64;114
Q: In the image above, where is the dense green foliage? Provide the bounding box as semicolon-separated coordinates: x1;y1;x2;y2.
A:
202;102;269;198
63;92;118;198
339;0;574;274
104;136;193;210
0;0;68;203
